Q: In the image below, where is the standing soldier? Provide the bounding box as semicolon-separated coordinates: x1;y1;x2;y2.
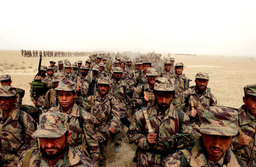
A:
165;106;246;167
0;87;36;166
61;62;76;81
84;77;122;166
57;60;64;73
75;66;90;106
180;72;217;131
232;84;256;166
17;112;94;167
42;78;60;110
128;77;196;167
160;62;174;79
48;79;100;164
141;60;152;85
49;61;57;72
42;66;55;89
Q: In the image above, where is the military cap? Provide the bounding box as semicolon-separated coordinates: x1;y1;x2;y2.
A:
65;62;72;68
154;77;175;92
96;55;102;59
175;62;184;67
58;60;63;65
92;65;99;72
55;79;76;92
77;60;82;64
164;61;172;65
195;72;209;80
80;65;89;70
112;67;123;73
135;60;143;65
0;74;11;81
99;62;105;67
72;63;78;69
47;66;54;70
146;68;158;76
170;57;175;61
244;84;256;97
97;77;110;85
143;59;152;64
49;61;56;64
86;59;91;64
32;111;69;138
0;86;16;97
200;106;238;136
102;57;107;61
40;66;47;71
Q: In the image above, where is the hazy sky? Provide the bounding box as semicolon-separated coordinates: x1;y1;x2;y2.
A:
1;0;256;56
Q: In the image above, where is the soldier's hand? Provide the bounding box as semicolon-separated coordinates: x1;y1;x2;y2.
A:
35;75;41;80
109;127;116;134
237;134;251;146
189;109;197;117
144;94;150;101
147;133;157;144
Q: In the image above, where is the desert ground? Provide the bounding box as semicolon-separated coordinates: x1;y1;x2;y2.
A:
0;50;256;166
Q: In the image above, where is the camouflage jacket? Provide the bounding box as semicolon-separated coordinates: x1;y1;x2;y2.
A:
42;75;54;89
42;88;58;110
134;70;143;87
232;105;256;167
160;70;174;79
60;72;76;82
132;83;155;110
75;76;89;96
165;138;245;167
84;92;122;143
180;86;217;126
172;74;190;97
17;146;95;167
48;104;100;162
128;103;196;156
0;107;37;166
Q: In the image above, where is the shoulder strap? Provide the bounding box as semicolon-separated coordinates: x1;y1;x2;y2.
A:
22;147;35;167
177;109;184;133
180;149;191;167
143;108;154;133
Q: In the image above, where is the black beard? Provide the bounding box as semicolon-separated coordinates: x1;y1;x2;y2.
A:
81;73;87;76
40;145;68;160
157;103;170;112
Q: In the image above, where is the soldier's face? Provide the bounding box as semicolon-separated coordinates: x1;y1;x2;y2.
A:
113;72;122;80
143;64;151;72
195;79;208;92
120;62;125;68
86;63;91;67
0;96;16;112
202;134;232;162
65;68;71;74
147;76;158;85
98;84;110;96
50;63;54;67
47;70;54;76
155;91;174;111
57;91;76;110
40;132;72;160
96;58;101;63
243;96;256;116
58;64;63;69
175;67;183;75
103;60;107;64
81;69;88;75
99;66;104;71
165;64;171;71
1;80;12;86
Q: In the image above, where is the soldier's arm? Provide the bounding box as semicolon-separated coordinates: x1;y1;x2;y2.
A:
80;81;89;96
132;85;145;108
127;110;150;149
109;97;122;131
81;110;100;162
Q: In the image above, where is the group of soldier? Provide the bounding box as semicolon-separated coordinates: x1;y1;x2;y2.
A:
20;50;91;57
0;53;255;167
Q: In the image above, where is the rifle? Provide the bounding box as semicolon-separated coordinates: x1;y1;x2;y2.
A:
34;53;42;79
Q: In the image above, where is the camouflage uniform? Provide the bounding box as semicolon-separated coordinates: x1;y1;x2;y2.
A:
180;72;217;131
165;106;245;167
128;77;196;167
160;62;174;79
49;80;100;162
17;112;94;167
232;84;256;166
42;78;60;110
0;87;36;166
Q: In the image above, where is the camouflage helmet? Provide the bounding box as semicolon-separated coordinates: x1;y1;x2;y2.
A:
143;59;152;65
0;74;11;81
58;60;63;65
99;62;105;67
0;86;16;97
200;106;238;136
154;77;175;92
175;62;184;67
170;57;175;61
47;66;54;71
77;60;82;64
65;62;72;68
97;77;110;86
164;61;172;65
195;72;209;80
49;61;56;64
80;65;89;70
112;67;123;73
146;68;158;77
55;79;76;92
40;66;47;71
92;65;99;72
244;84;256;97
85;59;91;64
32;111;69;138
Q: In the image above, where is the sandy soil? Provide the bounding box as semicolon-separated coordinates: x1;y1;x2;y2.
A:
0;50;256;166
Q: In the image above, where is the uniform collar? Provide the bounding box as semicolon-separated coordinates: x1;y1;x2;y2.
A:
57;104;80;117
238;105;256;126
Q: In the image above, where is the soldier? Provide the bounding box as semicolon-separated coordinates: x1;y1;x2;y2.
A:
232;84;256;166
128;77;196;167
0;87;36;166
98;62;107;78
132;68;159;111
42;66;55;89
165;106;246;167
0;74;25;105
42;78;60;110
77;60;82;69
134;60;143;87
75;66;90;106
84;77;122;166
85;59;92;70
160;61;174;79
61;62;76;81
180;72;217;131
49;60;57;72
17;112;94;167
48;79;100;163
57;60;64;73
141;60;152;85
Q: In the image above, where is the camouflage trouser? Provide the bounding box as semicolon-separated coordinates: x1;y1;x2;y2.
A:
137;152;163;167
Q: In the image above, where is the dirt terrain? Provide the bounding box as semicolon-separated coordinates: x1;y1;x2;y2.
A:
0;50;256;166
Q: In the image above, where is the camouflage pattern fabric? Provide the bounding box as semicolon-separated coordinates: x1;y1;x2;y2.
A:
42;75;54;89
165;138;244;167
17;146;95;167
0;108;36;166
172;74;189;97
42;88;58;110
127;104;197;166
232;105;256;166
48;104;100;162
